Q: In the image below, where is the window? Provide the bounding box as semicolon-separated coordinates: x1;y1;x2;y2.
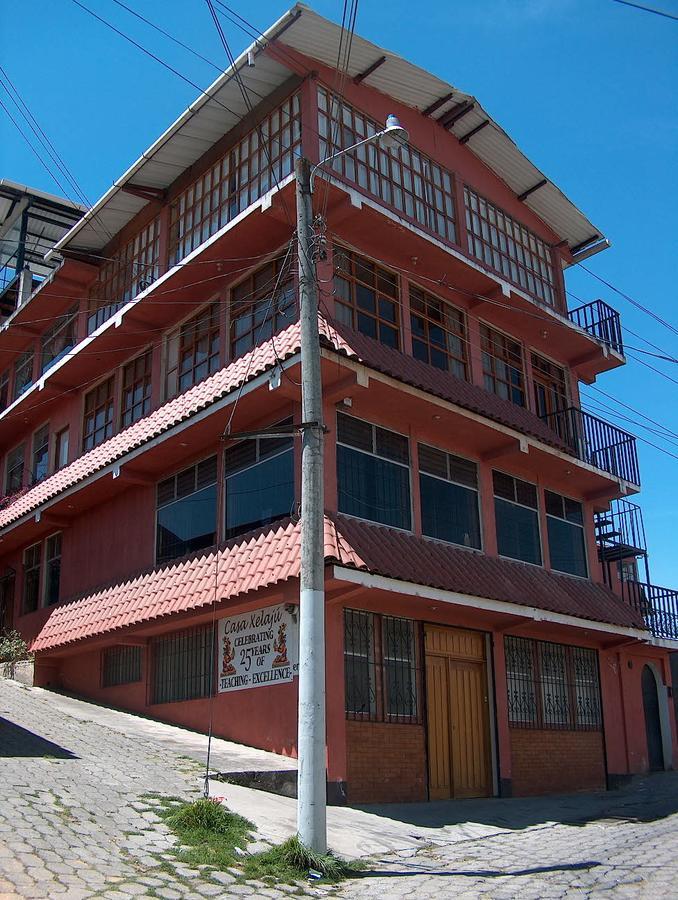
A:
102;646;142;687
44;533;61;606
156;457;217;564
13;350;34;400
0;370;9;412
410;286;467;379
54;428;69;471
337;413;411;530
32;425;49;483
83;377;114;451
169;94;301;264
41;306;78;374
419;444;481;549
165;304;220;399
334;249;400;348
532;353;568;420
231;257;296;359
493;471;542;565
121;350;152;427
480;324;525;406
22;543;41;613
224;429;294;539
344;609;420;722
465;187;556;306
318;87;457;244
5;444;25;495
545;491;587;577
151;625;214;704
505;636;601;730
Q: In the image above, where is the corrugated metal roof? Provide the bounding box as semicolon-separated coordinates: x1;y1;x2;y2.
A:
54;4;606;259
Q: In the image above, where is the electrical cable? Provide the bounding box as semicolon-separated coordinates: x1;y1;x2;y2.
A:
610;0;678;21
0;96;72;199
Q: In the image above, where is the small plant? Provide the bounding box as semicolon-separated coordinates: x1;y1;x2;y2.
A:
243;835;351;883
158;797;253;869
0;629;32;666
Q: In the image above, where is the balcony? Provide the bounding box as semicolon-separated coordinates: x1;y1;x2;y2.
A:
541;407;640;486
568;299;624;356
626;581;678;642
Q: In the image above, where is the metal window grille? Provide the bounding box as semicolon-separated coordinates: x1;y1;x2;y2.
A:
83;377;115;452
165;303;221;399
102;645;143;687
382;616;418;720
465;187;555;306
121;349;153;427
410;285;468;380
333;247;400;349
230;257;296;359
505;635;601;730
151;625;214;705
480;323;526;407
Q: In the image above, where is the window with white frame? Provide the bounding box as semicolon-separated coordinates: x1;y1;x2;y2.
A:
418;443;481;549
493;471;542;565
545;490;588;577
156;457;217;564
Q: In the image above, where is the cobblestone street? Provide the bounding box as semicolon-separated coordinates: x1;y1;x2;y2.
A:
2;678;678;899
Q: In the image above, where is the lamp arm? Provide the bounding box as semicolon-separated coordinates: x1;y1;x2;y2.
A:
309;129;389;192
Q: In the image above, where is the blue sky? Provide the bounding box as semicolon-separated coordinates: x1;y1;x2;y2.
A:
1;0;677;584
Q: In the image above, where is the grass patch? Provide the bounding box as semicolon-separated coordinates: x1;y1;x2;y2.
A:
158;797;253;869
242;835;353;884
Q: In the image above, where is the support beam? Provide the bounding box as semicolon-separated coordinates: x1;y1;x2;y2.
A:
570;234;601;256
121;185;167;203
481;437;528;462
517;179;548;202
459;120;490;144
438;101;474;130
353;55;387;84
422;92;454;117
112;466;155;485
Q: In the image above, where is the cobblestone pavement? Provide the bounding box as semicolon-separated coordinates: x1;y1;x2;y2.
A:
2;678;678;899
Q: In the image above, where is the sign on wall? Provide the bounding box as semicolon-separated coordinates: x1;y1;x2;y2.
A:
217;603;299;693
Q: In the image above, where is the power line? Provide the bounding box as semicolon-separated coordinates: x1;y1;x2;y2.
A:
0;96;71;198
610;0;678;21
584;385;678;441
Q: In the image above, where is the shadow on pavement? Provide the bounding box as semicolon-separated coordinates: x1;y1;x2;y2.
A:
352;860;601;879
0;717;78;758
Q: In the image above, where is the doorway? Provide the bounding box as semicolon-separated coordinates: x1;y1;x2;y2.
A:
642;664;665;771
425;625;493;799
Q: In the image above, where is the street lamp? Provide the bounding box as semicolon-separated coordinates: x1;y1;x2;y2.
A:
295;114;408;855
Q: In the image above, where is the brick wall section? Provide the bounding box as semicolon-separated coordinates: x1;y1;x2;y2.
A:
510;728;606;796
346;721;427;803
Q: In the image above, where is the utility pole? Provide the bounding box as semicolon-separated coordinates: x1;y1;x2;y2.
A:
295;156;327;854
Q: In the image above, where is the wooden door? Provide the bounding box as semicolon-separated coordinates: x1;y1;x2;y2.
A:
425;625;492;799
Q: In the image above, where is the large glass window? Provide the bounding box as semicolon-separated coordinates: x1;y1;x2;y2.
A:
337;413;411;530
480;324;526;407
41;306;78;374
13;350;34;401
165;304;220;399
410;286;467;380
224;429;294;539
493;471;542;565
230;257;296;359
545;490;588;577
32;425;49;483
156;457;217;564
532;353;568;420
151;625;214;704
22;543;41;614
465;187;555;306
121;349;153;427
83;377;114;451
333;248;400;348
5;444;25;494
44;533;62;606
419;443;481;549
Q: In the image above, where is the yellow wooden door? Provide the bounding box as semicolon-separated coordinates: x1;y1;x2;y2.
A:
425;625;492;799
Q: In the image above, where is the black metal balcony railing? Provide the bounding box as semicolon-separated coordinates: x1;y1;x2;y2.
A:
541;407;640;486
568;299;624;356
626;581;678;641
595;499;648;563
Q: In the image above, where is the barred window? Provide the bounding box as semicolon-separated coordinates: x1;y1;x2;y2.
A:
231;257;296;360
480;324;525;407
156;456;217;564
319;88;456;244
505;636;601;730
169;94;301;264
23;543;41;614
166;304;220;399
344;609;421;722
83;377;114;451
41;306;78;374
545;490;587;578
333;248;400;349
121;349;153;427
151;625;214;704
493;471;542;565
465;187;555;306
419;443;481;549
102;645;142;687
32;425;49;483
410;286;467;380
13;350;34;401
44;533;62;607
5;443;25;494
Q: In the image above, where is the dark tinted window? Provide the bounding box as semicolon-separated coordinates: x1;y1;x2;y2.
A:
545;490;587;577
419;443;480;548
494;472;541;565
156;457;217;564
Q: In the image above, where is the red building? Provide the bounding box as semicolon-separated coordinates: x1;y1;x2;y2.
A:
2;6;677;803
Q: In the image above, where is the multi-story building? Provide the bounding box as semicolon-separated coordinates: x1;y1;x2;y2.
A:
2;5;677;802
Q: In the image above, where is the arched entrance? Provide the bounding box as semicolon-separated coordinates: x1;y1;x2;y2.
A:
642;665;665;771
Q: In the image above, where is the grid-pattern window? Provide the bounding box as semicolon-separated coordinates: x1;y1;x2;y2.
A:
465;187;556;306
156;456;217;564
545;490;588;578
505;636;601;730
32;425;49;483
224;427;294;539
480;324;525;407
88;217;161;334
5;444;25;495
319;87;457;244
532;353;569;419
54;428;69;471
0;370;8;411
334;248;400;348
166;304;220;399
337;413;411;530
13;350;34;400
419;443;481;549
23;543;41;613
231;257;296;359
83;377;114;451
169;94;301;264
121;350;153;428
410;286;467;380
151;625;214;704
102;646;142;687
344;609;421;722
44;533;61;606
41;306;78;374
493;471;542;565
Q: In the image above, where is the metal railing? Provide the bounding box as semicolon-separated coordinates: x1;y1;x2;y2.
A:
541;406;640;486
568;299;624;355
626;581;678;641
595;499;648;562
